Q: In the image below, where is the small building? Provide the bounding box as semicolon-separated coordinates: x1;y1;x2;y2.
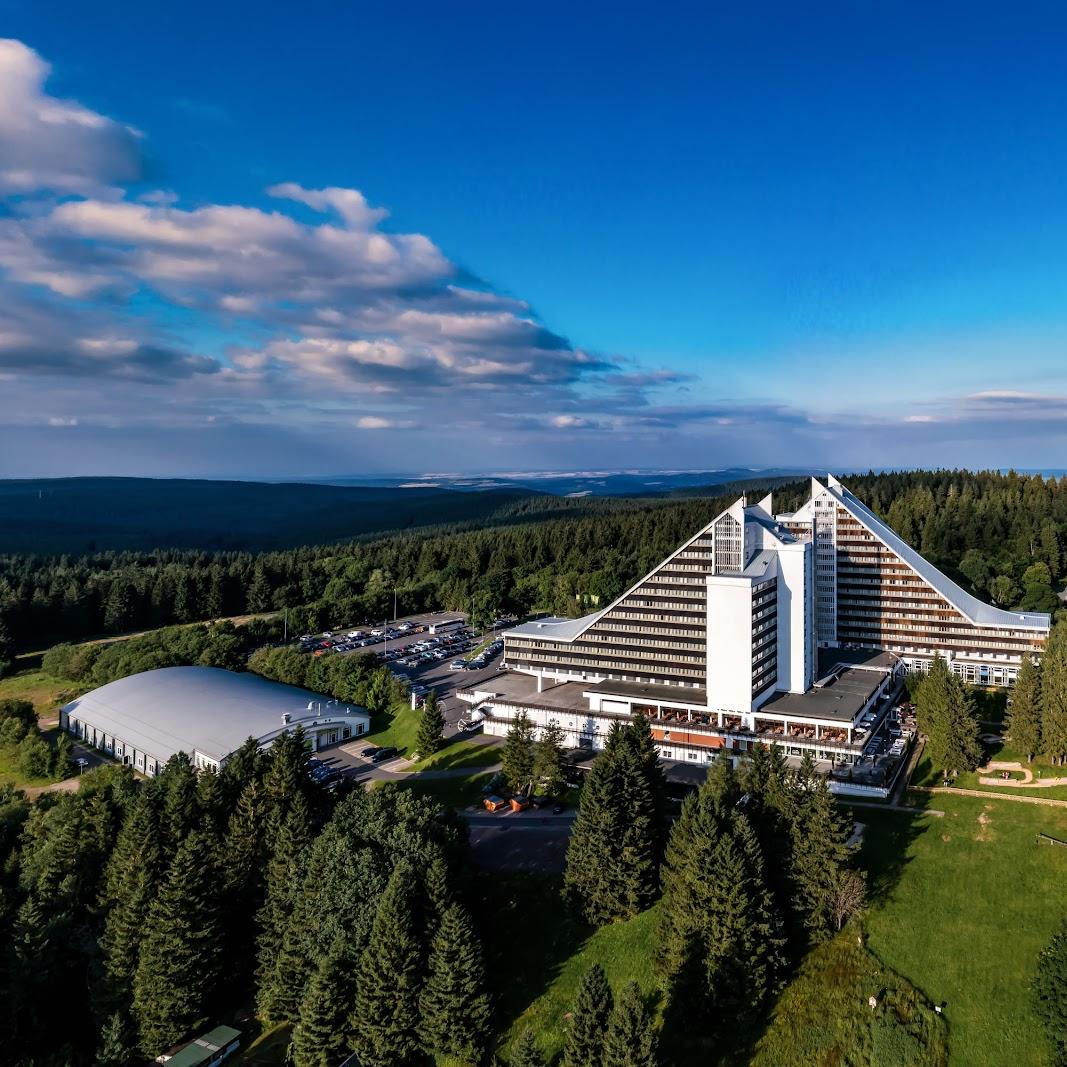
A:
61;666;370;776
157;1026;241;1067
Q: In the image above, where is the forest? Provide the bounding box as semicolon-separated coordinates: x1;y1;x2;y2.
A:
0;725;492;1067
2;469;1065;675
0;692;890;1067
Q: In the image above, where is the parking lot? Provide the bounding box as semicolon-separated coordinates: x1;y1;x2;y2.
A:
299;610;513;732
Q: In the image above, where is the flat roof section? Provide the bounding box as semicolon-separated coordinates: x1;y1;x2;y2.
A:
819;647;900;673
460;671;592;713
758;665;890;723
584;678;709;708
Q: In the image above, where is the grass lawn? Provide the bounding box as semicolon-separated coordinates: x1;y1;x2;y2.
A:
486;874;662;1064
389;771;496;810
0;668;80;720
411;736;500;772
366;703;500;771
912;737;1067;801
751;931;947;1067
860;795;1067;1066
363;700;421;755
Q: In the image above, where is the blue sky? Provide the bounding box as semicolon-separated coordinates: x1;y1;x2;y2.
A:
3;1;1067;478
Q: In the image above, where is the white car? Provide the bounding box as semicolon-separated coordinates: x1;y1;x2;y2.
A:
450;660;468;671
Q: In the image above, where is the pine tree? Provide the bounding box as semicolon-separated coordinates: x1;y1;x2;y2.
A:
100;790;163;996
657;785;726;990
563;730;624;924
52;729;74;780
420;849;453;935
706;816;787;1017
623;716;668;861
788;771;858;943
291;950;357;1067
415;691;445;759
418;903;491;1061
159;752;199;854
602;982;658;1067
1007;654;1042;763
919;656;982;778
658;774;785;1028
96;1009;136;1067
351;859;425;1067
501;710;536;792
533;719;567;798
262;726;311;809
132;830;223;1057
510;1030;546;1067
256;794;312;1020
0;615;13;677
915;656;952;743
247;565;271;614
221;736;265;804
1032;919;1067;1067
613;726;663;915
562;964;613;1067
1044;624;1067;765
221;778;266;981
197;765;227;829
563;723;664;925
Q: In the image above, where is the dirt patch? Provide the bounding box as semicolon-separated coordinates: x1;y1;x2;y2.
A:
941;834;952;843
974;806;995;842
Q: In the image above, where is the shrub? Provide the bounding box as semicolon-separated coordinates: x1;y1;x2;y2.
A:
18;733;53;779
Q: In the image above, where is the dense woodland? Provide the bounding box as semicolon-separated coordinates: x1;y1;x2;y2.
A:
0;729;493;1067
2;470;1066;675
0;695;871;1067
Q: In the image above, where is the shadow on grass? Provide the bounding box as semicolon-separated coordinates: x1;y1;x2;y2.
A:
854;790;938;909
477;873;589;1055
414;736;500;772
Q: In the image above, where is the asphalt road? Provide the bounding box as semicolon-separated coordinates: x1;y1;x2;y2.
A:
468;823;572;872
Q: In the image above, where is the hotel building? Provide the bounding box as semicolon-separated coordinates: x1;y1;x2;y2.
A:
459;476;1050;773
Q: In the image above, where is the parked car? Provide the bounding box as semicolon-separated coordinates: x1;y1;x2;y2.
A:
450;660;468;671
360;746;379;757
370;746;398;763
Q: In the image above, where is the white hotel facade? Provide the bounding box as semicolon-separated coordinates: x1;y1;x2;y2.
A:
459;476;1050;769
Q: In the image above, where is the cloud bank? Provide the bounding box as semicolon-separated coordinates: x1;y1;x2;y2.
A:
0;38;1062;479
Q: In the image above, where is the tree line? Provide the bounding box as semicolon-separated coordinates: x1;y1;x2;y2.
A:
5;469;1067;673
912;620;1067;780
40;621;410;720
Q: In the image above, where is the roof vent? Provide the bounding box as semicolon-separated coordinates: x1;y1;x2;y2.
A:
281;712;291;725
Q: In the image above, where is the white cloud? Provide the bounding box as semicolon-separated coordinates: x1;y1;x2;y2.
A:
356;415;414;430
268;182;389;228
0;39;141;195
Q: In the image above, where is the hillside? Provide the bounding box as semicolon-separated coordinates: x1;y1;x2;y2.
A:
0;478;545;554
0;473;812;556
